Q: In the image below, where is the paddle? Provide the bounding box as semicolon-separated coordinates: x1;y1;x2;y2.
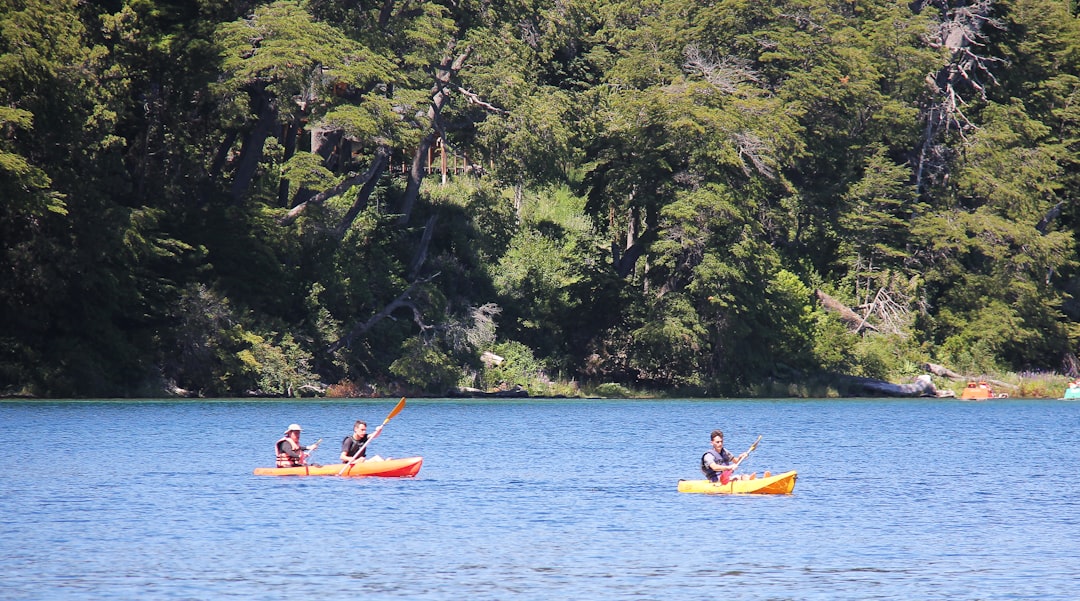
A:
729;435;762;478
338;397;406;475
302;438;322;465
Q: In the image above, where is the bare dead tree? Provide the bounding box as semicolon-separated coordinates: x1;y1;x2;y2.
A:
924;362;965;380
683;45;761;94
858;287;911;336
915;0;1006;195
733;131;775;179
815;289;878;333
682;46;775;179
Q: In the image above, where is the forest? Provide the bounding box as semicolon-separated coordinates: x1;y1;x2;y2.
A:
3;0;1080;398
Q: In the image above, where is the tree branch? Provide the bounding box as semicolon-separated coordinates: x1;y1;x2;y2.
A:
448;83;508;114
279;149;387;226
326;273;440;353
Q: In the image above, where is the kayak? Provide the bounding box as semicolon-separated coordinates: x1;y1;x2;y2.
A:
678;470;797;495
253;456;423;477
959;380;1008;400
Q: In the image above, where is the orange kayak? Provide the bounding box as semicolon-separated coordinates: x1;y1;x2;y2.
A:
253;456;423;477
677;470;797;494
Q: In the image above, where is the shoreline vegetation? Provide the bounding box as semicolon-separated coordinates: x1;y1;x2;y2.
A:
5;3;1080;400
2;369;1072;400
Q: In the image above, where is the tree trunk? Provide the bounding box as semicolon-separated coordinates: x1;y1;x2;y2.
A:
311;126;343;168
378;0;395;27
277;120;301;206
397;46;472;225
923;362;1015;390
230;87;277;203
407;215;438;280
615;228;658;278
208;130;239;180
1063;352;1080;378
613;200;661;279
333;146;390;238
399;130;439;225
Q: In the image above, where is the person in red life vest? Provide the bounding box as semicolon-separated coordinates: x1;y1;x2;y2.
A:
340;419;384;463
701;430;749;484
275;424;319;468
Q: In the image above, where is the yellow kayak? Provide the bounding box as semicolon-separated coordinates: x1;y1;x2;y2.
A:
678;470;797;494
253;456;423;477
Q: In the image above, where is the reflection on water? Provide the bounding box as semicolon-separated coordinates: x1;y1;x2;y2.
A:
3;398;1079;600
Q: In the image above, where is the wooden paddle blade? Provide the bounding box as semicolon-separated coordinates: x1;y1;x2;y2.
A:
383;397;406;423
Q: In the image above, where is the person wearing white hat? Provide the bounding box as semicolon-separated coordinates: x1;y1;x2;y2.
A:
275;424;320;468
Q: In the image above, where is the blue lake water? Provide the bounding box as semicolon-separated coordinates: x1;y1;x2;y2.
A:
3;397;1079;600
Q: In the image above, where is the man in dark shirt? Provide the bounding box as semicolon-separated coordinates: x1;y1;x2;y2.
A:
340;420;382;463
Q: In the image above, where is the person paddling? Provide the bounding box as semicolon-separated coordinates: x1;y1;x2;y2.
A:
275;424;320;468
340;419;384;464
701;430;749;484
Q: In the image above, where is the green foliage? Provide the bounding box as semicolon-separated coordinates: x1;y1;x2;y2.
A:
280;152;336;195
590;382;635;399
809;311;861;373
479;340;545;391
236;331;314;397
215;1;391;103
6;0;1080;398
478;89;577;186
389;337;460;394
765;269;819;367
839;144;922;272
910;204;1076;371
492;185;612;371
957;101;1062;217
629;294;708;389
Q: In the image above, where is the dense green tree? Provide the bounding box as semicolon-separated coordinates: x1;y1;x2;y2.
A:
0;0;179;395
5;0;1080;397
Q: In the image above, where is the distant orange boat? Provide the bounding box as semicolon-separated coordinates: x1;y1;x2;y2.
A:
959;381;1008;400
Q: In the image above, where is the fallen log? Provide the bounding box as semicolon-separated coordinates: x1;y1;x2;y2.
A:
838;374;947;397
923;362;964;380
815;289;877;333
923;362;1016;390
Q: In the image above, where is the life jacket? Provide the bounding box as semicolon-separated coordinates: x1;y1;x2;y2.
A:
701;448;733;483
276;436;304;468
342;435;368;461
